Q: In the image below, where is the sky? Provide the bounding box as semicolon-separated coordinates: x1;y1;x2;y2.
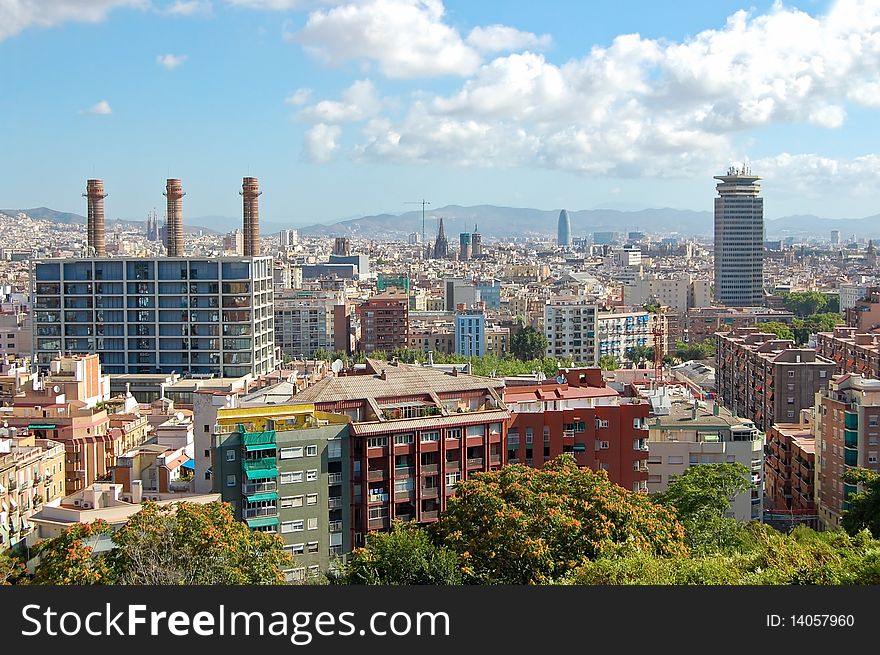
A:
2;0;880;228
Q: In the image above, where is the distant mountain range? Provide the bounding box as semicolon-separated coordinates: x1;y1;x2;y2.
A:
0;207;219;235
4;205;879;240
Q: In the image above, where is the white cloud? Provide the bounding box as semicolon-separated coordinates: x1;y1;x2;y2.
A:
165;1;213;16
225;0;313;8
87;100;113;115
754;152;880;198
0;0;148;42
299;79;380;123
466;25;551;54
303;123;342;162
285;88;313;105
156;53;188;69
334;1;880;178
294;0;483;78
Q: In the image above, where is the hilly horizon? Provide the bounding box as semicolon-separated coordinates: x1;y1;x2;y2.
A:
4;205;879;240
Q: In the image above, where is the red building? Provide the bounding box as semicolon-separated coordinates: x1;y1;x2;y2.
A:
358;294;409;354
764;423;817;528
292;359;507;547
503;368;650;492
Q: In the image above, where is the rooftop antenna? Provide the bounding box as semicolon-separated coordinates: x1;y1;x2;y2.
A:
405;199;430;244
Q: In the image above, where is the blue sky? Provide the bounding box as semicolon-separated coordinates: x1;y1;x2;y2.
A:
2;0;879;228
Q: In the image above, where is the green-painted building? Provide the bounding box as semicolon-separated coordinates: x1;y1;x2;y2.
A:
377;274;410;293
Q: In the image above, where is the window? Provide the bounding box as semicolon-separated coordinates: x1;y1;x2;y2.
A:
280;471;303;484
595;419;609;428
788;370;795;378
596;441;609;450
204;449;210;457
290;543;305;555
787;411;795;419
306;469;318;481
280;496;303;508
367;437;388;448
421;431;440;442
820;370;827;378
286;568;305;582
394;433;414;445
869;416;879;428
226;474;236;487
869;453;878;464
466;425;483;437
327;441;342;459
668;455;684;465
543;426;550;442
525;427;533;445
225;450;236;462
306;493;318;505
307;543;319;554
280;447;303;459
306;445;318;457
281;521;303;534
307;518;318;530
787;397;795;405
445;472;460;487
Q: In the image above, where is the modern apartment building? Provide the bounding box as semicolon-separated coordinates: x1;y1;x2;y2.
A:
816;326;880;380
813;374;880;529
645;390;763;521
544;296;598;364
845;287;880;332
357;294;408;354
715;327;836;431
32;256;275;377
292;359;509;548
195;396;351;580
485;325;509;358
274;292;338;358
0;429;65;549
596;310;650;364
455;309;485;357
503;368;649;492
764;422;817;527
622;274;711;314
713;166;764;306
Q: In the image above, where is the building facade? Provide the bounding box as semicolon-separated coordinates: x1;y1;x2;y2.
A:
357;295;409;354
764;422;817;528
813;374;880;530
715;327;836;431
596;310;650;364
713;166;764;306
503;368;649;492
292;360;508;548
544;296;598;364
32;256;275;377
816;327;880;380
274;293;337;358
455;310;485;357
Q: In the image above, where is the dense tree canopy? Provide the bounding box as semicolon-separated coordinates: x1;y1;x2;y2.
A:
335;520;462;585
781;291;829;317
1;549;26;586
758;321;795;341
654;463;752;555
31;502;293;585
841;468;880;539
598;355;619;371
435;455;687;584
510;325;549;361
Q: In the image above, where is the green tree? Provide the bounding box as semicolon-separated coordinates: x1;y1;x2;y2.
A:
654;463;752;555
781;291;828;317
841;467;880;538
435;455;687;584
626;345;651;363
31;520;115;585
674;340;715;361
598;355;619;371
334;520;462;585
510;324;548;361
1;549;26;585
824;294;840;314
759;321;795;341
32;502;294;585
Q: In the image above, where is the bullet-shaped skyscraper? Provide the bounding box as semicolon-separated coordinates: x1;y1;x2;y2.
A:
713;166;764;306
557;209;572;246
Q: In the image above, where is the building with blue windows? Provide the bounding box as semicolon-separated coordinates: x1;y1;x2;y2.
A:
32;256;275;377
455;310;485;357
475;280;501;310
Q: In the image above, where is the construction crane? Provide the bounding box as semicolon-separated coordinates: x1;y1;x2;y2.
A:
652;314;665;384
405;199;430;245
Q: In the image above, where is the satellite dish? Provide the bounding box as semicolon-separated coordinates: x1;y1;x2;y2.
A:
53;385;60;393
331;359;343;374
175;411;185;422
556;375;566;384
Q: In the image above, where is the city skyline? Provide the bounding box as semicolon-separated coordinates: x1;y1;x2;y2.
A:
3;0;880;226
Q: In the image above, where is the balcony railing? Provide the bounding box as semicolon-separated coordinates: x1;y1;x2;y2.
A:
420;464;439;475
367;493;389;504
394;466;415;477
243;481;277;495
420;487;439;498
327;472;343;485
328;520;343;532
243;506;278;519
328;496;343;509
466;457;484;468
242;457;277;471
421;510;439;521
367;469;387;481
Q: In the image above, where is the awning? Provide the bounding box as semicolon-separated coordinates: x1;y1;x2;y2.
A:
572;444;587;453
245;516;279;529
28;424;57;429
245;468;278;480
244;443;277;453
181;459;195;471
245;492;278;503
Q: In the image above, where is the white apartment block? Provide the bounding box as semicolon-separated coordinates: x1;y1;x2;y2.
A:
597;311;651;364
544;297;598;364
